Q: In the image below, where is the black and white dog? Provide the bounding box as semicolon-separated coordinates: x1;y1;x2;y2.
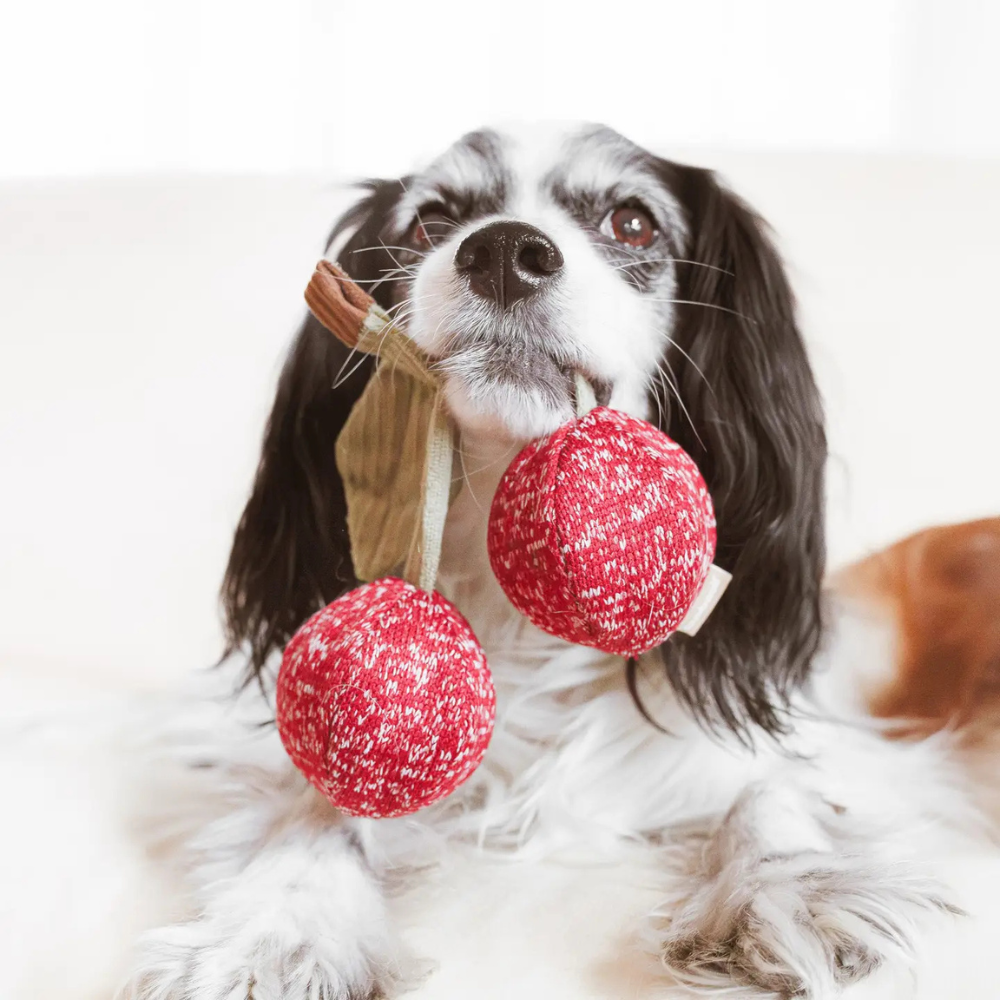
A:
124;124;977;999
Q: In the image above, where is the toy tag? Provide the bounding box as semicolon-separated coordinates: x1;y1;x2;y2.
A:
675;563;732;636
305;260;455;593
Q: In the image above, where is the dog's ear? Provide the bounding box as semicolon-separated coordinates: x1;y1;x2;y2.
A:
648;164;827;740
221;179;408;686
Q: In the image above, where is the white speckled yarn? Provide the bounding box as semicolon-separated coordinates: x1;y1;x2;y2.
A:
276;578;495;818
487;407;716;656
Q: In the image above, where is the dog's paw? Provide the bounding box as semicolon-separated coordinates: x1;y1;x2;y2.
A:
655;853;958;998
118;910;405;1000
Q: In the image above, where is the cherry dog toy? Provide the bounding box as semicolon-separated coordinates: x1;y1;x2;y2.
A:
275;263;728;819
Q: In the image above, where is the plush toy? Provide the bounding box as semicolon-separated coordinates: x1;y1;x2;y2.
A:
487;406;722;656
275;261;729;819
276;578;494;818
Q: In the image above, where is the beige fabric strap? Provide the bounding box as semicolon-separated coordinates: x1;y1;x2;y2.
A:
406;398;454;593
306;261;454;593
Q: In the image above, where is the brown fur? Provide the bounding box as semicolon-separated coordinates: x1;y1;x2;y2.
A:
834;517;1000;730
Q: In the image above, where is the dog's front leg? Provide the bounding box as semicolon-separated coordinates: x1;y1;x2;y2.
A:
653;777;957;998
120;774;405;1000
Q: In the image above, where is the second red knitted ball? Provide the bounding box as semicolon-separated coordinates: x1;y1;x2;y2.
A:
487;407;716;656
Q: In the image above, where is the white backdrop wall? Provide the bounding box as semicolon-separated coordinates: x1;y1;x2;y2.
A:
0;2;998;682
2;0;1000;181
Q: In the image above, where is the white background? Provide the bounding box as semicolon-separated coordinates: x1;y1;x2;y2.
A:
3;0;1000;180
0;1;998;681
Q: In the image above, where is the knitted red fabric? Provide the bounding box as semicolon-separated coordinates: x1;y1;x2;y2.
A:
487;408;716;656
276;578;495;818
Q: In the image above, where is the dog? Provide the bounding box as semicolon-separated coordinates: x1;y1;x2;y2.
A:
121;124;983;999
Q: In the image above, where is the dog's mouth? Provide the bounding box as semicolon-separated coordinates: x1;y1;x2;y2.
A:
439;341;574;406
431;336;614;441
438;338;612;405
401;292;613;436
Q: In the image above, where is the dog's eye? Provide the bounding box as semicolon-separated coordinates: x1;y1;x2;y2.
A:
605;205;656;248
411;206;454;248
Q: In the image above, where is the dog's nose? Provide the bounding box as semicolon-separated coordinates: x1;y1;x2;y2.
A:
454;221;564;305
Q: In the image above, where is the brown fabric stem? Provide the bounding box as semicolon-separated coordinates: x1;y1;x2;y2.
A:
305;260;455;593
305;259;375;348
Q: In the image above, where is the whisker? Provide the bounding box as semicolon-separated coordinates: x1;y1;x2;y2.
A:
363;261;421;296
613;258;734;276
673;259;733;275
377;267;419;280
451;443;520;485
650;369;666;428
385;298;413;316
350;245;425;257
455;443;475;507
650;357;706;450
377;269;420;281
384;291;440;324
377;241;408;273
343;274;418;286
647;299;755;323
664;337;713;394
412;204;463;244
378;261;420;271
332;348;374;389
572;229;735;277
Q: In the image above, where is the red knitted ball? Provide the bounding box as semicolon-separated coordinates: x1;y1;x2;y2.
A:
276;578;495;818
487;407;716;656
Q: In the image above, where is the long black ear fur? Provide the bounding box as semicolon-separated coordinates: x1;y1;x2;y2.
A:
647;164;827;740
